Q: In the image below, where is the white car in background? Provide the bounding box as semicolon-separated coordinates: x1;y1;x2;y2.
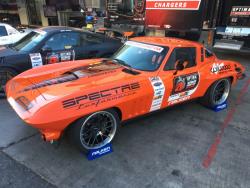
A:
0;23;29;46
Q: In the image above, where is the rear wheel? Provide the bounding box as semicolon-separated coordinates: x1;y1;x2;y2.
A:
201;78;231;108
69;109;120;153
0;68;17;96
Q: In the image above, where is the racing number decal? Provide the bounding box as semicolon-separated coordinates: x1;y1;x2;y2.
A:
168;72;199;105
149;77;165;112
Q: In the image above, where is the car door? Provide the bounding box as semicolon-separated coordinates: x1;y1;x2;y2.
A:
159;46;201;107
41;32;80;64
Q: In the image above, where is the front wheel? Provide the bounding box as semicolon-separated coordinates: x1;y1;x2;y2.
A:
0;68;17;96
69;109;120;153
201;78;231;108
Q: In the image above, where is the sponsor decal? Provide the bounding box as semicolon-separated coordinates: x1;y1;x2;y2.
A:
48;54;59;64
168;72;199;105
146;0;201;10
87;143;113;160
231;6;250;16
60;51;72;62
29;53;43;68
126;41;164;53
46;50;75;64
62;82;140;109
149;77;165;112
211;63;231;74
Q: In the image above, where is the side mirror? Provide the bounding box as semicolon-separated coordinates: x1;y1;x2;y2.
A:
41;47;52;54
175;60;184;71
19;29;25;33
173;60;189;75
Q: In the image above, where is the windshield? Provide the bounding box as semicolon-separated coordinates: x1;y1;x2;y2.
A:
0;26;8;37
112;41;168;71
11;31;47;52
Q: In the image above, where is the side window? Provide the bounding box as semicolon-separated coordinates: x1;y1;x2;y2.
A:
0;26;8;37
80;33;103;46
164;47;196;70
205;48;214;58
44;32;80;51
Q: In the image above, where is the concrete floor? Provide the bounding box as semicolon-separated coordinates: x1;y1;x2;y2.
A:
0;51;249;188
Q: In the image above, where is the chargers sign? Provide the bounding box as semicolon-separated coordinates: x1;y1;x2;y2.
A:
145;0;204;30
146;0;202;10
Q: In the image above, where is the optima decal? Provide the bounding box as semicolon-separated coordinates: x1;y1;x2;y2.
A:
231;6;250;16
149;77;165;112
62;82;140;109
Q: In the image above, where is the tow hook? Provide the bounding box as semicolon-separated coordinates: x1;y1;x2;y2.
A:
41;134;61;149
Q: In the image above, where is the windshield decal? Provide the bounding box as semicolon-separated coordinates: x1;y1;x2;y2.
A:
126;41;164;53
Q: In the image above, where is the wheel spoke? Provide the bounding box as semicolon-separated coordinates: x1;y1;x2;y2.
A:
79;111;117;150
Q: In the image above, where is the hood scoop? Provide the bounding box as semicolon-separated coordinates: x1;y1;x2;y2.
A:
22;74;78;92
21;60;122;92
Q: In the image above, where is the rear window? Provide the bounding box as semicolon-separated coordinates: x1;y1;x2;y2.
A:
0;26;8;37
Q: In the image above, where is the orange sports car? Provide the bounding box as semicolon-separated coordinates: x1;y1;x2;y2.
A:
6;37;245;152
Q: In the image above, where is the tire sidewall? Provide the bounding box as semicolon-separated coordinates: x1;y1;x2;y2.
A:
69;109;120;153
209;78;231;107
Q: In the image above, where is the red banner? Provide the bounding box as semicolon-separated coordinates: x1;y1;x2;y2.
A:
146;0;201;10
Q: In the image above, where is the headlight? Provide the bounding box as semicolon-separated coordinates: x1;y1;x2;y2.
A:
15;96;33;110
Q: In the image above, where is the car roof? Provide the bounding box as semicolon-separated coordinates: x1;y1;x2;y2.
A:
0;23;12;27
131;37;202;48
39;26;84;33
37;26;100;36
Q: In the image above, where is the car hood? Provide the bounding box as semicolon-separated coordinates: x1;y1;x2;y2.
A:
17;59;137;101
0;46;19;57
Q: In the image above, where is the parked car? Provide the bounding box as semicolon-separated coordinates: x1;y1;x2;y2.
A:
0;26;122;95
6;37;245;152
0;23;29;46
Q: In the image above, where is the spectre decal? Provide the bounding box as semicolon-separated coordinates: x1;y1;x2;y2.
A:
149;77;165;112
168;72;199;105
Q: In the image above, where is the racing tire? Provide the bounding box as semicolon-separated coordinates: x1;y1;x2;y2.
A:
200;78;231;108
69;109;120;153
0;67;18;97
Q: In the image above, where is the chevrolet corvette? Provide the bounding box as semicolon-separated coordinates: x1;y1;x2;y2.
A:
6;37;245;152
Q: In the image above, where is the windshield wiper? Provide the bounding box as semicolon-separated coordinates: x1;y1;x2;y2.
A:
113;58;131;68
112;58;140;75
